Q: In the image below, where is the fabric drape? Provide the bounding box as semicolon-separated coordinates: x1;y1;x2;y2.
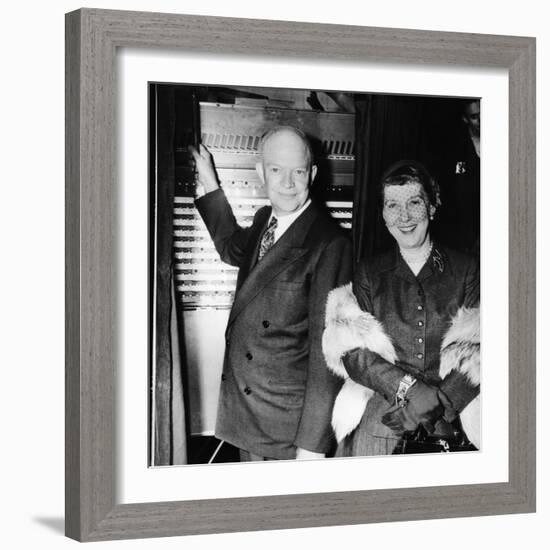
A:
352;94;465;261
152;85;188;465
353;94;426;261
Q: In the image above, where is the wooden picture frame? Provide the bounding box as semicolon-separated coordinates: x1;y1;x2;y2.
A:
65;8;536;542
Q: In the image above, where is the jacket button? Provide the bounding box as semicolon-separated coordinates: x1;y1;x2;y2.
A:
417;321;424;327
244;387;251;395
221;373;226;381
417;353;424;360
417;305;423;311
246;352;253;360
418;337;423;343
262;320;270;328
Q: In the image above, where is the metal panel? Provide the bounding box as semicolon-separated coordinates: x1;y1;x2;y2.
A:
182;309;229;435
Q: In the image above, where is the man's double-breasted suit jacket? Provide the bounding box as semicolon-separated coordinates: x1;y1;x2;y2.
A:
196;189;352;459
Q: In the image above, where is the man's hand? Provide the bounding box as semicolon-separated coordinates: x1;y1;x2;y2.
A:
295;447;325;460
188;144;220;193
381;380;444;435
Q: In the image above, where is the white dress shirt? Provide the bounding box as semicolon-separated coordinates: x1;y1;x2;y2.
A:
268;199;311;244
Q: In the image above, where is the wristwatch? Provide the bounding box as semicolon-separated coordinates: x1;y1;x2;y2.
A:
395;374;417;408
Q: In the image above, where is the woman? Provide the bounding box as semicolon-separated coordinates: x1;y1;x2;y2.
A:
322;160;480;456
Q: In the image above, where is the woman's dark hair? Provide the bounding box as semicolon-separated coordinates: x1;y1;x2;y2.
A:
380;160;441;209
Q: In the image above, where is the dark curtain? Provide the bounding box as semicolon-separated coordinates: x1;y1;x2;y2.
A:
151;85;201;465
151;84;176;466
352;94;461;262
353;94;426;261
151;85;190;466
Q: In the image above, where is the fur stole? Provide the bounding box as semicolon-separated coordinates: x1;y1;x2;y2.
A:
439;307;481;447
322;283;480;446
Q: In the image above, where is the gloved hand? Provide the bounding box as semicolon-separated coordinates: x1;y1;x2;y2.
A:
382;380;444;436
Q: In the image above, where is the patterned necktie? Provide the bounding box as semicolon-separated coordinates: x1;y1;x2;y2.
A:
258;217;278;261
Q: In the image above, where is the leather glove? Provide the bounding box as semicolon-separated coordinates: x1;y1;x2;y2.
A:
382;380;444;436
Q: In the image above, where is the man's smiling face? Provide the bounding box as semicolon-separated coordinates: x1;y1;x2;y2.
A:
256;129;317;217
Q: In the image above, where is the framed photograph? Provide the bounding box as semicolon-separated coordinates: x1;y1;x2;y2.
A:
65;8;535;542
149;83;483;467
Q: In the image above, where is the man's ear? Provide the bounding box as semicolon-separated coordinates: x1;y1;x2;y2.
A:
430;204;437;218
255;162;265;184
310;164;318;184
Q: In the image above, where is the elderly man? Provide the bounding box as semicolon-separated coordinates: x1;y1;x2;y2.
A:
190;126;352;461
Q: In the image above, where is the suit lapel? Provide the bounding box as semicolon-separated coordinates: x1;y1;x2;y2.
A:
235;207;271;290
228;202;318;327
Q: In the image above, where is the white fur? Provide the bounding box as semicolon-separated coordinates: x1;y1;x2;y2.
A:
439;306;481;447
439;307;480;385
323;284;398;376
322;285;481;446
322;284;397;441
460;395;480;448
331;379;375;443
441;307;480;348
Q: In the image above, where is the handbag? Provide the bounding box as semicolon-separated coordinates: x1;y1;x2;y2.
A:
392;421;477;454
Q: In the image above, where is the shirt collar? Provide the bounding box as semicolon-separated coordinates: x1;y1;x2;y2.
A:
269;198;312;236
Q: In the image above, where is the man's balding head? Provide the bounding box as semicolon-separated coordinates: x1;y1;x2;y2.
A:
259;126;313;166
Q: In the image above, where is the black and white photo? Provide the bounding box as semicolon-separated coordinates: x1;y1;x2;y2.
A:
149;84;481;466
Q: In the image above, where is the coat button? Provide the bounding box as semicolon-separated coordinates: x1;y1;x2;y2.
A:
221;373;226;381
418;337;423;343
417;305;423;311
262;320;270;328
244;387;251;395
417;321;424;327
246;352;253;360
417;353;424;360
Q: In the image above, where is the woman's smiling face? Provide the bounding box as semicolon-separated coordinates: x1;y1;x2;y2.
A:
382;182;435;250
